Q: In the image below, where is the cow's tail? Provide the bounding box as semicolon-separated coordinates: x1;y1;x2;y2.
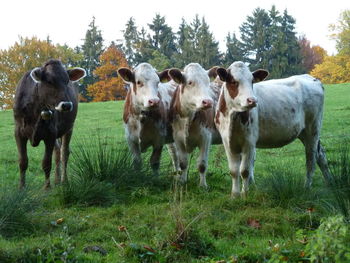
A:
316;140;332;183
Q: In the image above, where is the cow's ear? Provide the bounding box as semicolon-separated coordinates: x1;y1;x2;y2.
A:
158;69;171;83
30;67;42;83
169;68;185;84
252;69;269;83
68;68;86;82
207;66;219;81
118;68;135;83
217;67;228;82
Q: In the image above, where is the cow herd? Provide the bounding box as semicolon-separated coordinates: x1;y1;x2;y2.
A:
13;59;331;198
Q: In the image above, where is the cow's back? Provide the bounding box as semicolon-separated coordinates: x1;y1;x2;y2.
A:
255;74;324;148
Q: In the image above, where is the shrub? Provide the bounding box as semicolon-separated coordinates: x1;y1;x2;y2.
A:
305;215;350;263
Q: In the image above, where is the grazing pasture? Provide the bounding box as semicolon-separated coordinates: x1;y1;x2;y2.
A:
0;83;349;262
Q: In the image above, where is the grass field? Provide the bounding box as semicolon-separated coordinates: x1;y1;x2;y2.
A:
0;83;349;262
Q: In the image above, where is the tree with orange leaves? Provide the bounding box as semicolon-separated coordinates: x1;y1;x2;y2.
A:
87;44;129;102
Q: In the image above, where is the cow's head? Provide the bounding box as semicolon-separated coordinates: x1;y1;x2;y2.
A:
168;63;218;115
216;61;268;112
30;59;86;114
118;63;170;112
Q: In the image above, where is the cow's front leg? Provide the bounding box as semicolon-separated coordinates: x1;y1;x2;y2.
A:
15;132;28;189
42;139;55;189
197;133;211;188
61;130;73;183
127;137;142;170
221;134;241;198
150;146;163;176
166;143;181;174
54;139;61;185
240;145;255;197
177;147;189;184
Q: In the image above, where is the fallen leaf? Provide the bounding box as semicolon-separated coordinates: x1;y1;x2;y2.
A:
247;218;261;229
300;251;306;257
170;242;183;250
56;218;64;224
307;207;315;213
143;245;156;253
118;225;126;232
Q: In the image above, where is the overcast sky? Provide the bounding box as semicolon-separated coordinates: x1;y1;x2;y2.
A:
1;0;348;55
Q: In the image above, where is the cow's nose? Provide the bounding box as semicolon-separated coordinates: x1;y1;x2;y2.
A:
55;101;73;112
202;99;213;109
148;98;160;107
247;97;257;107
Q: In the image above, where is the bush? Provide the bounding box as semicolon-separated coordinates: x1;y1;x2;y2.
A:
305;215;350;263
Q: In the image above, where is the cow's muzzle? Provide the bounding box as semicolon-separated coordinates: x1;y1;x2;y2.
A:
55;101;73;112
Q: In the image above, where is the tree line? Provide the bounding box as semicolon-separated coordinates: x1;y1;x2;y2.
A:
1;6;349;109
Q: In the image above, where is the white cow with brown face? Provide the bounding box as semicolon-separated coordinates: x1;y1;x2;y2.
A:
215;61;331;198
168;63;221;188
118;63;180;175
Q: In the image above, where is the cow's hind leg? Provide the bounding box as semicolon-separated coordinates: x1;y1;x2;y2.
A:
54;139;61;185
15;133;28;189
61;130;73;184
316;140;331;182
42;140;55;189
299;131;318;188
150;146;163;176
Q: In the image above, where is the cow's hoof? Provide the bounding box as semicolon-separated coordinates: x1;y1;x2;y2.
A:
230;192;241;199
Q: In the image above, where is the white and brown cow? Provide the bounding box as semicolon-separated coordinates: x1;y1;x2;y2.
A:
168;63;221;188
215;61;331;198
118;63;179;175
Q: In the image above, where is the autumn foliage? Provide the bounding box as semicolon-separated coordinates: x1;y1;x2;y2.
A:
311;55;350;84
87;45;129;102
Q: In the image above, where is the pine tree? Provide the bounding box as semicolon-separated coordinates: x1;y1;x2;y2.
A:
224;32;244;66
80;17;104;101
122;17;139;66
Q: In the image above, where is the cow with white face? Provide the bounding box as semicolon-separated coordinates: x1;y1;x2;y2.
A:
215;61;331;198
168;63;221;188
118;63;179;175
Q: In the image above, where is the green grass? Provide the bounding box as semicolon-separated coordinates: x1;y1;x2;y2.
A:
0;84;350;262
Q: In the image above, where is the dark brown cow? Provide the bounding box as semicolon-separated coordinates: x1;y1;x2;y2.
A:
13;59;86;189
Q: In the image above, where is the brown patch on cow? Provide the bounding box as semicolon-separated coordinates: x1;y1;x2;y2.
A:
158;69;171;83
215;94;227;125
169;86;182;121
226;79;239;99
123;90;134;123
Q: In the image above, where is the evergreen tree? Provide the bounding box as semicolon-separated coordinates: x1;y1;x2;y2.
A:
224;32;244;67
80;17;104;101
196;17;222;69
122;17;139;66
174;18;193;68
148;14;177;66
240;8;272;69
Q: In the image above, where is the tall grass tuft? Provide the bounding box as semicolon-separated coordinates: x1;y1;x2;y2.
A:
324;143;350;221
58;133;157;206
258;166;320;209
0;181;43;238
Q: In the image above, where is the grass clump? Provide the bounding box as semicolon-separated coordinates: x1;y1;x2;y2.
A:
0;182;43;238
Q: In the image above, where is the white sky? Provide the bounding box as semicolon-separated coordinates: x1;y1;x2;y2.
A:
1;0;348;55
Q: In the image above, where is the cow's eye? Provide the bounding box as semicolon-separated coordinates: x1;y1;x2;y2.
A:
137;80;143;86
188;81;193;85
